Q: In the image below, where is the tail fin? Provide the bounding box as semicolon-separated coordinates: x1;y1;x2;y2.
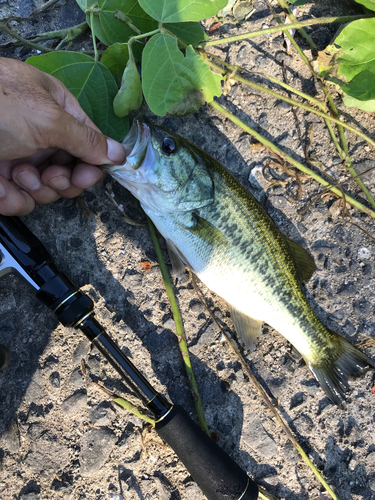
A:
308;333;373;405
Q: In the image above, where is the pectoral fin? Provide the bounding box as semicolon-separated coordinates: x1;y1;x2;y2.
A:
284;236;316;282
230;305;263;351
166;239;187;278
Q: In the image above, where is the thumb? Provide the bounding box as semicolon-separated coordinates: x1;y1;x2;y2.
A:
50;108;126;165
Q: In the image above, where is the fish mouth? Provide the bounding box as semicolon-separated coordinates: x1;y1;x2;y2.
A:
104;121;151;173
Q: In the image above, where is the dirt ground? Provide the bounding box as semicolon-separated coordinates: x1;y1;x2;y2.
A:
0;1;375;499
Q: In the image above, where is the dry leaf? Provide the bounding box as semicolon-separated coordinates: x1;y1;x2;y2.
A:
141;261;152;271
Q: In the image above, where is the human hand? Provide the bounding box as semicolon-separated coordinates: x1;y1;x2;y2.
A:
0;57;126;216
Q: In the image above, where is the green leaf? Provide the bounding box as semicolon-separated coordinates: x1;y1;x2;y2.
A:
101;43;129;85
343;93;375;112
26;51;128;141
341;68;375;101
355;0;375;10
138;0;228;22
167;21;208;46
142;33;222;116
75;0;96;10
113;58;143;117
81;0;157;46
334;19;375;82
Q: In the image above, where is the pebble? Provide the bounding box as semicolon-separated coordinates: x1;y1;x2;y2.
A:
337;281;357;296
62;390;87;414
289;391;306;410
0;419;20;452
70;367;84;387
242;414;278;458
89;404;116;427
72;339;90;365
184;483;203;500
49;371;60;388
358;247;371;259
353;298;371;316
80;428;117;476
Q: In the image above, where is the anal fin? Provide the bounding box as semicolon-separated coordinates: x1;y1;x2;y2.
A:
166;239;187;278
230;305;263;351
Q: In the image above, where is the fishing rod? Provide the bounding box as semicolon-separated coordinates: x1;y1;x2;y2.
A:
0;215;258;500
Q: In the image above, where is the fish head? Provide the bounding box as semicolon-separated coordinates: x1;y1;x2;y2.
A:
103;121;214;214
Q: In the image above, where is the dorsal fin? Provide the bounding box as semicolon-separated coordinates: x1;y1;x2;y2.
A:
284;236;316;282
229;305;263;351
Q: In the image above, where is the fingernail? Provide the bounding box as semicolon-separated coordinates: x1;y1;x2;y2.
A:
49;176;71;191
106;138;126;164
17;171;41;191
0;180;5;198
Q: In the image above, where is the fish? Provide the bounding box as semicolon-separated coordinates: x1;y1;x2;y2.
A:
103;121;373;405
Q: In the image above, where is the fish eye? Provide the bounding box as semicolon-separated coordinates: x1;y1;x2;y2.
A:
161;137;177;155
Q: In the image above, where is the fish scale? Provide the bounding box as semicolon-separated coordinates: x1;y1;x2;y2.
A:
104;122;372;404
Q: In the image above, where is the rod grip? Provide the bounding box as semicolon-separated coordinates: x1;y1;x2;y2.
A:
155;405;258;500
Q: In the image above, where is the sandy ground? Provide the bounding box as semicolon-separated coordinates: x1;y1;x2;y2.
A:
0;1;375;499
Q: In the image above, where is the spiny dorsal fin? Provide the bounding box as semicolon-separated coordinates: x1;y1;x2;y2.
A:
230;305;263;351
284;236;316;283
166;239;186;278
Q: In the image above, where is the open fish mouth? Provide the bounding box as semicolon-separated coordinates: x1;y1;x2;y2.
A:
105;121;152;173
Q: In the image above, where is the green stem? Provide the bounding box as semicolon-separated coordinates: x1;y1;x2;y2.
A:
203;51;327;110
257;7;375;209
113;397;155;425
209;100;375;219
89;11;99;62
204;55;375;156
115;10;142;35
198;15;369;47
147;217;210;436
25;22;88;43
277;0;318;50
0;22;54;52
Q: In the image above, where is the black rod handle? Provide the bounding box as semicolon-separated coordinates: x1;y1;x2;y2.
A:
156;406;258;500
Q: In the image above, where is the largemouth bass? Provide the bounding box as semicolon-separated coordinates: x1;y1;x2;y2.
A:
104;122;372;404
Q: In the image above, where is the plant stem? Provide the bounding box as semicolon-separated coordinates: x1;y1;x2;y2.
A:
276;0;318;50
115;10;142;35
147;217;210;437
198;15;368;47
0;22;54;52
204;55;375;160
89;11;99;62
30;22;88;43
255;4;375;210
113;397;156;425
209;100;375;219
202;51;326;109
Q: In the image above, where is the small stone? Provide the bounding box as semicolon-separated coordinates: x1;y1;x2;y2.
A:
24;369;45;404
353;298;371;316
242;414;278;458
0;419;20;452
293;413;314;435
337;281;356;296
89;404;116;427
49;371;60;388
289;391;306;410
184;483;203;500
27;423;45;441
70;367;83;387
62;390;87;414
358;247;371;259
80;428;116;476
163;318;176;330
24;433;69;476
275;99;292;111
72;339;90;365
